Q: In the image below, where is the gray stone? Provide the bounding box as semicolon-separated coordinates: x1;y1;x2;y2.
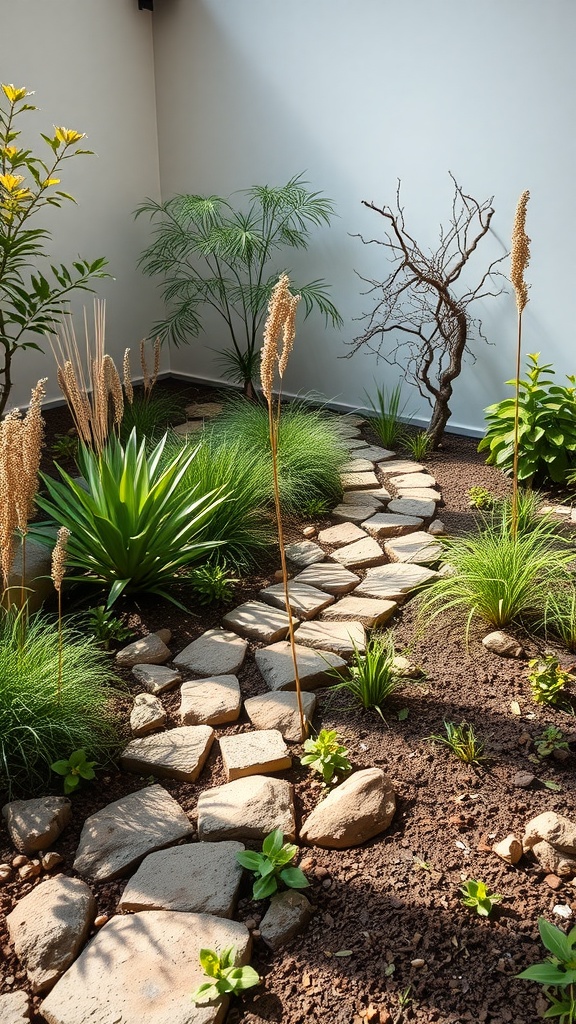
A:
341;458;376;473
513;771;535;789
259;890;312;950
294;562;360;595
0;992;30;1024
331;421;361;437
255;641;347;692
116;632;171;668
340;471;380;490
173;628;247;676
359;446;396;462
294;620;366;659
482;631;525;658
130;693;166;737
171;420;204;435
339;437;369;452
380;460;424;475
331;536;387;570
284;540;325;567
179;675;241;725
118;842;244;917
317;522;368;547
389;472;437;489
341;490;388;507
7;876;95;993
73;785;194;882
6;539;53;613
121;726;214;783
356;562;439;601
320;596;397;628
40;912;251;1024
132;663;182;695
219;730;292;781
2;797;71;856
244;691;316;743
300;768;396;849
185;401;224;420
428;519;446;536
387;497;437;519
396;487;442;503
259;581;334;620
332;503;380;523
384;531;442;565
198;776;295;842
362;512;423;538
222;601;297;643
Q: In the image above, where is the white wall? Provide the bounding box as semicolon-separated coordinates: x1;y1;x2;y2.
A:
152;0;576;434
0;0;165;409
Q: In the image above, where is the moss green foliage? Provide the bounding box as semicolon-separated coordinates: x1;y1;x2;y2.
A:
460;879;503;917
429;720;485;764
87;605;133;649
51;434;78;462
517;917;576;1024
120;389;184;444
528;656;572;706
191;947;259;1005
300;729;351;785
236;828;309;901
330;632;399;719
0;609;120;798
51;748;97;795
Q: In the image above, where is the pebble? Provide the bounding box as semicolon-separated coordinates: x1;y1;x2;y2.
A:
252;929;261;939
41;851;64;871
274;570;284;582
553;904;573;920
94;914;108;928
512;771;535;789
300;857;315;871
12;855;28;868
303;526;317;538
314;866;329;879
245;918;257;930
18;860;41;880
322;878;332;889
0;864;12;882
545;874;563;890
411;959;426;968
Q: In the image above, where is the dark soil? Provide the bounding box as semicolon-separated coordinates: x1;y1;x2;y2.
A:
1;381;576;1024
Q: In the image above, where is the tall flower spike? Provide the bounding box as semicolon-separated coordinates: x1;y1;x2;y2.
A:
278;292;301;380
21;378;47;522
152;337;161;388
51;526;70;593
511;190;530;313
0;410;22;586
140;339;150;394
261;274;292;400
123;348;134;405
103;355;124;426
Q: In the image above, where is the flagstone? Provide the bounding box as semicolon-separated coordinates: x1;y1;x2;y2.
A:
294;561;360;595
120;726;215;783
387;497;436;518
116;631;171;668
244;691;317;742
184;401;224;420
360;445;396;462
340;471;380;490
317;522;367;547
130;693;166;737
341;458;375;473
396;487;442;503
284;539;325;567
131;663;182;694
173;628;247;676
340;438;370;452
118;842;244;917
222;601;297;643
0;992;29;1024
342;488;390;506
219;729;292;781
389;472;437;489
331;536;387;570
255;641;347;692
380;460;424;475
197;775;296;842
179;675;241;726
332;503;379;523
259;581;334;620
171;420;204;435
294;620;366;659
384;531;443;565
320;596;397;628
355;562;439;601
361;512;423;538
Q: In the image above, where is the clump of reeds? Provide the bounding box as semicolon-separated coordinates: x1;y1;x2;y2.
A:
510;190;531;538
51;526;70;701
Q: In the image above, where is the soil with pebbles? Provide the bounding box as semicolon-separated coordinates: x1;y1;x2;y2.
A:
1;381;576;1024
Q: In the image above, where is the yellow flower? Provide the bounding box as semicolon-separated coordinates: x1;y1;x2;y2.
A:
53;126;85;146
0;173;32;205
1;84;30;104
42;178;60;188
2;146;19;161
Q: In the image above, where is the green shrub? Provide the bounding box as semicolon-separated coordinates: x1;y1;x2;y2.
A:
189;560;239;605
468;486;494;510
120;389;184;444
191;947;259;1005
329;632;399;720
528;656;572;706
236;828;309;901
0;610;120;798
300;729;351;785
402;429;433;461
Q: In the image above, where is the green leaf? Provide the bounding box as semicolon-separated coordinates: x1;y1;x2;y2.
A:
397;708;409;721
50;759;70;775
236;851;264;873
262;828;284;860
199;948;220;977
280;866;310;889
518;963;576;986
539;918;576;963
253;874;278;900
223;965;260;991
191;981;219;1004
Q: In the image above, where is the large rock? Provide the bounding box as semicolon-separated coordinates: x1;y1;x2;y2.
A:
197;775;295;842
222;601;298;643
340;471;380;490
317;522;367;548
331;536;387;570
130;693;166;737
40;912;251;1024
118;842;244;917
380;460;424;475
332;503;380;523
359;446;395;463
219;730;292;781
530;840;576;877
300;768;396;849
259;581;334;620
116;631;171;667
259;890;312;950
179;676;241;725
396;487;442;503
131;664;181;695
244;691;316;743
0;992;30;1023
294;562;360;595
6;539;53;613
255;641;347;692
341;458;376;473
73;785;194;882
173;628;247;676
387;497;436;519
524;812;576;855
2;797;71;855
121;726;214;782
482;630;525;658
320;595;397;628
389;472;437;489
6;876;95;993
294;620;366;659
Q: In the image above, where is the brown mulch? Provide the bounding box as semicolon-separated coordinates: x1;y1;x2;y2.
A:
1;381;576;1024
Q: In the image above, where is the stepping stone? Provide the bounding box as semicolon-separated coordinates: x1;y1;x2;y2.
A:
197;776;296;842
0;992;29;1024
294;562;360;595
73;785;194;882
118;842;244;917
340;471;380;490
2;797;71;856
7;876;95;994
342;489;388;507
116;631;171;668
132;663;181;695
332;503;380;523
255;641;347;692
174;628;247;676
300;767;396;849
389;472;437;489
331;536;387;570
362;511;423;538
396;486;442;503
222;601;297;643
130;693;166;737
121;726;214;783
380;460;424;475
40;912;251;1024
171;420;204;435
219;730;292;781
320;596;397;628
387;497;436;519
179;675;241;725
384;531;442;565
355;562;439;601
341;458;375;473
340;413;366;426
184;401;224;419
259;581;334;620
331;422;361;438
294;620;365;659
318;521;367;547
260;890;312;950
284;539;325;567
340;438;370;452
360;445;396;462
244;691;317;743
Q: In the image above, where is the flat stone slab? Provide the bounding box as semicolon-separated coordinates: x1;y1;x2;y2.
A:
331;422;361;438
342;489;389;506
121;726;214;782
362;512;423;538
179;676;241;725
396;487;442;503
320;596;397;628
389;472;437;489
381;460;424;475
340;438;370;452
132;663;182;694
341;458;375;473
332;503;379;523
331;536;387;570
2;797;71;855
219;729;292;781
244;691;317;743
173;628;247;676
340;471;380;490
255;641;347;692
118;842;244;917
318;522;367;547
130;693;166;736
40;912;251;1024
171;420;204;435
185;401;224;419
116;631;171;667
259;581;334;620
7;876;95;994
294;562;360;595
73;785;194;882
198;776;295;842
0;992;29;1024
222;601;297;643
387;497;436;519
384;531;443;565
360;446;396;462
356;562;439;601
284;539;325;567
294;620;366;659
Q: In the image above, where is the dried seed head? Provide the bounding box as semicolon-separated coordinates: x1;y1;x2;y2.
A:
103;355;124;426
278;292;301;379
152;337;161;389
51;526;70;594
21;378;47;522
511;190;530;313
140;339;150;394
0;409;23;585
261;274;294;401
123;348;134;405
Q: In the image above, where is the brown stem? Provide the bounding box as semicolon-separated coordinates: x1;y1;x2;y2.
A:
57;588;63;704
511;310;523;540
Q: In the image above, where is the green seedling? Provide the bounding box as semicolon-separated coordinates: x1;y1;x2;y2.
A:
51;434;78;461
236;828;309;901
460;879;503;917
300;728;351;785
429;720;485;764
51;748;97;795
468;485;494;510
529;656;572;706
190;561;239;605
191;946;259;1005
517;917;576;1023
535;726;570;759
87;606;133;650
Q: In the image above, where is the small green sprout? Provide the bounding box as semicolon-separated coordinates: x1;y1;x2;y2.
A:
517;917;576;1024
191;946;259;1004
528;656;572;706
535;726;570;759
51;748;97;795
428;720;485;764
460;879;503;917
236;828;309;901
468;486;494;510
300;728;352;784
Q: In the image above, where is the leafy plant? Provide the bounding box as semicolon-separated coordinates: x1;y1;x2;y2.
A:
329;632;400;719
403;429;433;461
460;879;503;917
468;485;494;510
136;173;342;394
191;946;259;1005
119;388;184;444
87;606;133;649
479;353;576;484
528;656;572;706
517;917;576;1024
51;434;78;462
535;726;570;759
51;748;97;795
301;496;332;517
236;828;309;901
189;560;238;605
0;83;108;417
429;721;485;764
300;729;351;784
365;382;411;449
33;429;227;608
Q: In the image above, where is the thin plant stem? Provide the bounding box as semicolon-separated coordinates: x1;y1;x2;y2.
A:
57;587;63;704
511;309;523;540
20;532;25;614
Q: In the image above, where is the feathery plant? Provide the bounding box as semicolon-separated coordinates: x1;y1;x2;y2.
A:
120;339;184;443
329;632;400;720
50;526;70;702
365;382;411;449
509;190;531;536
402;429;433;461
544;585;576;652
135;174;342;395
